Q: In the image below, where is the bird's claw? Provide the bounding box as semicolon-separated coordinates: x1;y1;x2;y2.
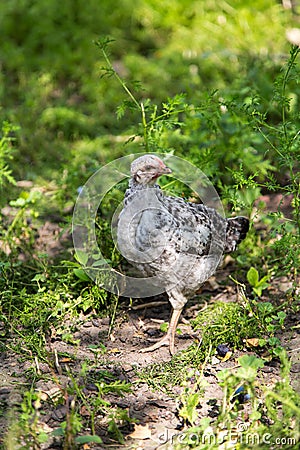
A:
139;334;175;355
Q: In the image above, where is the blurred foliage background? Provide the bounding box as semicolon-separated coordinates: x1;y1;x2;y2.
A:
0;0;299;182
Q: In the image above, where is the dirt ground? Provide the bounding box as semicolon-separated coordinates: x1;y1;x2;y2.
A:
1;277;299;449
0;209;299;449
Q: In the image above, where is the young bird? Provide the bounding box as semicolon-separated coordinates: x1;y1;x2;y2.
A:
117;155;249;354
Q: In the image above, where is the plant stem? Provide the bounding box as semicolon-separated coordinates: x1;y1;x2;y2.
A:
141;102;149;151
98;41;140;110
265;390;300;416
281;45;300;141
96;38;150;148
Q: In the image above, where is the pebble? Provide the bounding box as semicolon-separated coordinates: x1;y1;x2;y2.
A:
92;318;102;327
261;366;274;373
208;409;219;418
211;356;221;365
146;328;160;337
290;363;300;373
122;363;133;372
100;317;110;326
39;363;51;374
51;405;67;421
0;386;11;395
83;326;100;338
8;392;23;406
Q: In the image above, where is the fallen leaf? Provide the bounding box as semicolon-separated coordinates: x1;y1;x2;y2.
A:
108;347;121;354
245;338;260;347
220;351;232;362
207;277;220;290
129;424;151;440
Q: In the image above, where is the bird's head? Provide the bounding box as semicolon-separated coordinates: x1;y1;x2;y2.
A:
130;155;172;185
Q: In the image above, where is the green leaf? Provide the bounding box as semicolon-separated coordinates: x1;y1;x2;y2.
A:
92;258;111;267
258;302;274;314
108;419;125;444
258;275;270;285
253;286;263;297
180;393;201;424
268;337;282;347
31;274;46;282
250;410;261;421
75;250;89;266
247;267;259;287
75;435;103;444
37;431;49;444
52;427;65;437
160;322;169;332
73;268;90;282
10;197;26;207
238;354;265;371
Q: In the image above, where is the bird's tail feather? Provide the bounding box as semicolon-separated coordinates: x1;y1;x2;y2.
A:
225;216;249;253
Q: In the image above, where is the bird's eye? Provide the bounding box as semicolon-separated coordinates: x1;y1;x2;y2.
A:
145;165;153;171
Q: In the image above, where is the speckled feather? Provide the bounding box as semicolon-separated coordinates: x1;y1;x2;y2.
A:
118;155;249;311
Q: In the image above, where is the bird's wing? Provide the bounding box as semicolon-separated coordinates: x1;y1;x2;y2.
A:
161;195;213;257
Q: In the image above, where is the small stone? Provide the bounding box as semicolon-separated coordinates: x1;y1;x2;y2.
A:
39;363;51;374
92;318;102;327
100;317;110;326
208;409;219;418
207;398;218;406
23;361;34;371
0;387;11;395
290;363;300;373
84;326;100;338
261;366;274;373
85;383;98;392
211;356;221;365
8;392;23;406
122;363;133;372
52;405;67;421
146;328;160;337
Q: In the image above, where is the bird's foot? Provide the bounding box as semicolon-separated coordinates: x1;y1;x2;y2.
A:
140;334;175;355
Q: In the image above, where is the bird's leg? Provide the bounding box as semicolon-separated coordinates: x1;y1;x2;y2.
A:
140;308;182;355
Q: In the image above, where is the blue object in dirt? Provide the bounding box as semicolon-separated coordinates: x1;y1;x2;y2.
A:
216;344;230;357
231;386;251;403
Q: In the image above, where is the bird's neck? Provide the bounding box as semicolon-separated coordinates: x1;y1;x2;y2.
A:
125;179;162;206
129;178;158;190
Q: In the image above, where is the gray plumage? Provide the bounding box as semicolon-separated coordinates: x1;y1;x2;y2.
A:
117;155;249;354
